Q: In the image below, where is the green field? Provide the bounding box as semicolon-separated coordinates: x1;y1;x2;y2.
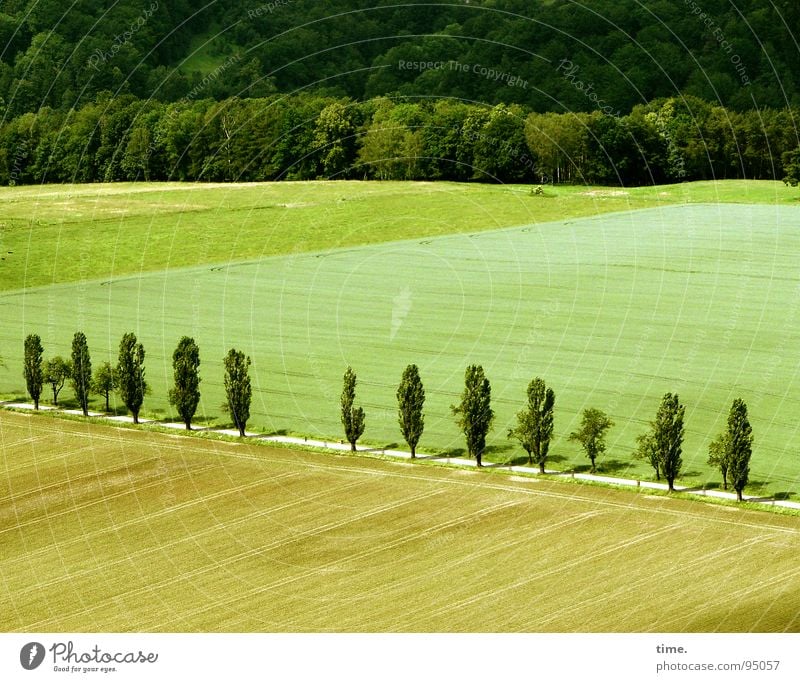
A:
1;180;800;500
2;411;799;632
0;179;793;291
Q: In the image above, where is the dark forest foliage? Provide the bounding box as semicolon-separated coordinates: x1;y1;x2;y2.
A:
3;1;800;187
2;0;800;119
1;93;797;186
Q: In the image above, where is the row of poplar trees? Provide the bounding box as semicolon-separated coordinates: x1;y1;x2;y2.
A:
361;365;754;502
21;335;753;500
22;332;253;436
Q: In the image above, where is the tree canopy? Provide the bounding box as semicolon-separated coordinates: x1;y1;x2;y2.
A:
2;1;799;119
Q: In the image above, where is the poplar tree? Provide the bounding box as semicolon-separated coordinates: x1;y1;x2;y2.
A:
224;348;251;437
117;332;146;423
397;364;425;458
653;393;685;492
341;366;365;451
23;334;44;409
726;398;753;502
452;365;494;467
169;337;201;430
71;332;92;416
508;377;555;472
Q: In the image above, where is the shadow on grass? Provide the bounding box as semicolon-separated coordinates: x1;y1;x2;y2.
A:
426;447;465;460
573;459;633;475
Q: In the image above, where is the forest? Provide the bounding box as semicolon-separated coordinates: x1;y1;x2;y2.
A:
1;0;800;120
2;1;800;187
1;93;797;186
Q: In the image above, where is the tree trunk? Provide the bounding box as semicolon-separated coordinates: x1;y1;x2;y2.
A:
105;393;110;413
527;450;532;466
722;473;728;490
238;425;246;437
590;455;596;473
350;441;356;451
539;461;545;474
476;452;482;467
185;419;191;431
34;397;39;410
667;478;675;492
736;489;743;502
133;411;139;424
410;445;415;459
82;404;88;417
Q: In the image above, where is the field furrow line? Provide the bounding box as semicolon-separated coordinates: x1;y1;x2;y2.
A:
0;463;218;536
1;470;303;571
160;497;526;630
409;521;685;626
303;509;605;629
657;564;800;632
5;477;367;602
22;487;444;630
532;533;775;630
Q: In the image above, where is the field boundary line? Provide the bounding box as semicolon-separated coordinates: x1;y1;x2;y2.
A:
4;401;798;510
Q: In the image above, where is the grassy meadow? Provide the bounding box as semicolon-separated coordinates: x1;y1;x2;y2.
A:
2;411;799;632
0;179;793;290
2;181;800;498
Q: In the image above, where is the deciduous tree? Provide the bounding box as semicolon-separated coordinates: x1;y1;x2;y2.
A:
633;431;660;480
706;432;730;490
44;356;72;407
569;408;613;473
91;361;117;412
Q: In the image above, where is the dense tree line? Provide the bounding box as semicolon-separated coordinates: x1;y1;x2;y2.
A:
17;334;757;500
2;1;800;120
2;93;799;187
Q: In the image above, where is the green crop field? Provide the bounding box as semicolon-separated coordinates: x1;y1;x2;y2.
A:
2;411;799;632
2;180;799;498
0;179;792;291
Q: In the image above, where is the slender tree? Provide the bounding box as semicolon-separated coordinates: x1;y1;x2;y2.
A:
71;332;92;416
508;377;555;472
569;408;613;473
706;432;730;490
223;348;251;437
397;364;425;457
169;336;201;430
341;366;365;451
91;362;117;412
653;393;685;492
23;334;44;409
726;398;753;502
452;365;494;467
44;356;72;407
633;431;660;480
116;332;146;423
